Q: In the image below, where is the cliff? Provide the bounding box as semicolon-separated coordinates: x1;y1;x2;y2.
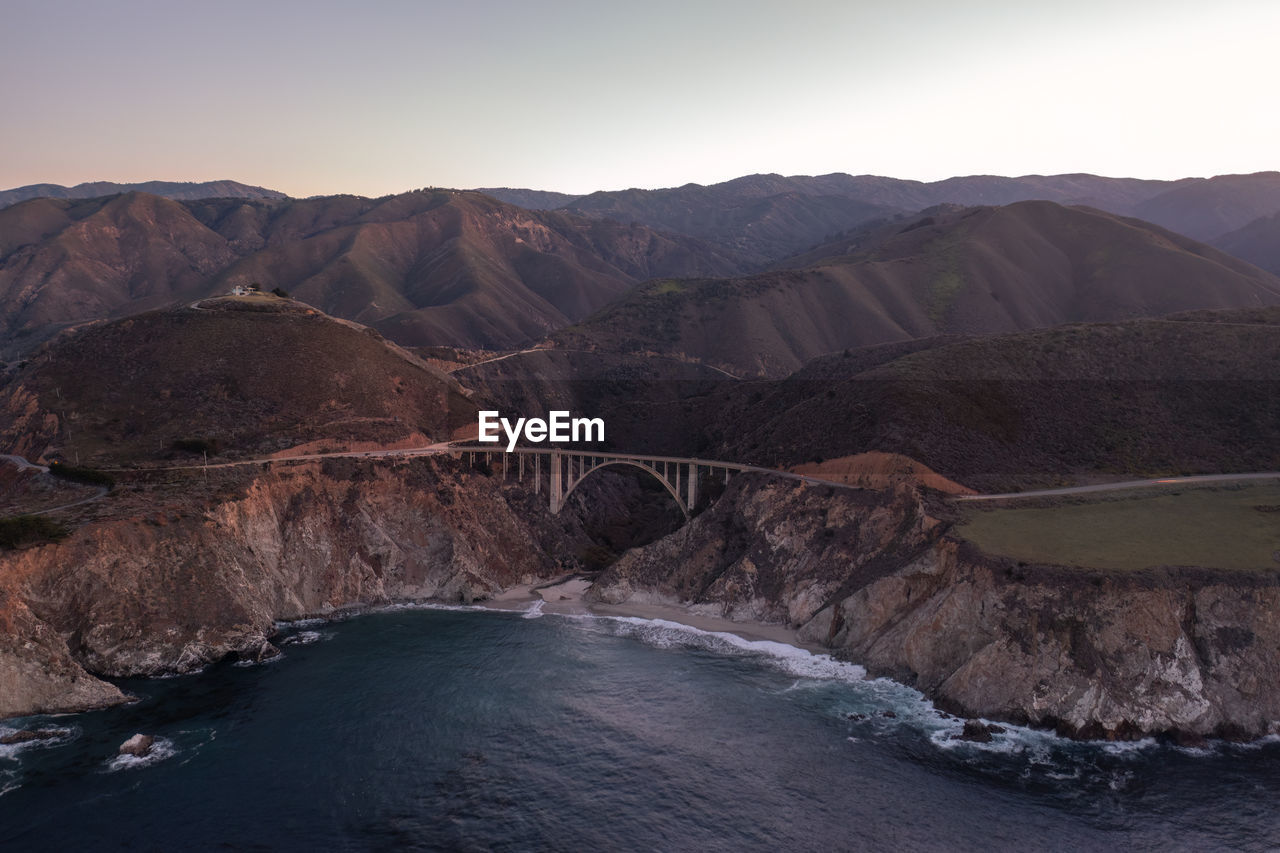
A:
6;454;1277;743
588;475;1280;741
0;456;564;718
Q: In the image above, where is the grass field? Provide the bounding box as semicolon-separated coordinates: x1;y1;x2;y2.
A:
958;483;1280;571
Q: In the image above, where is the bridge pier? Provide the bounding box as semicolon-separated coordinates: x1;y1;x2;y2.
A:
550;450;563;514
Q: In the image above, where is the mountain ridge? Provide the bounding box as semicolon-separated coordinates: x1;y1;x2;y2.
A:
553;200;1280;377
0;189;748;354
0;180;287;210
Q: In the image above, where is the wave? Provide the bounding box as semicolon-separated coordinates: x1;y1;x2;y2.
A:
280;630;325;646
0;725;77;760
545;610;1191;764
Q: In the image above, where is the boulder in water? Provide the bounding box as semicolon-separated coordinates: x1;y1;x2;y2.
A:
955;720;995;743
119;734;155;757
1;728;67;745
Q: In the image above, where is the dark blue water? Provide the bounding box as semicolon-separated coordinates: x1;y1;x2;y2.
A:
3;606;1280;851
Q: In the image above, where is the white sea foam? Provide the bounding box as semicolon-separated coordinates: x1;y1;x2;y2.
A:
589;615;869;684
0;725;76;760
280;631;324;646
105;737;177;772
372;601;489;614
274;617;328;630
233;652;285;668
522;600;546;619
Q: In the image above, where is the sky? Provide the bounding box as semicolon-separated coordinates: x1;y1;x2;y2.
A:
3;0;1277;197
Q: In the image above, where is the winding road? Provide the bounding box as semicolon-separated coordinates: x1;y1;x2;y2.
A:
3;444;1278;518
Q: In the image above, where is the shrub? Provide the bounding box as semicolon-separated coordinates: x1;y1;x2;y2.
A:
171;438;220;455
271;287;290;298
47;462;115;488
0;515;68;549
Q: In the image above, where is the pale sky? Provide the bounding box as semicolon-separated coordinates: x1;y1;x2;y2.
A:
3;0;1277;196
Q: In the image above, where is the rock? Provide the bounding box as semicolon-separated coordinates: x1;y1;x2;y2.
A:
881;710;897;719
1171;729;1208;749
846;713;867;721
0;728;66;745
955;719;995;743
118;734;155;757
239;641;281;664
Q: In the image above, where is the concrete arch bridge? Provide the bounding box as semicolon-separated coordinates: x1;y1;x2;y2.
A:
451;446;758;518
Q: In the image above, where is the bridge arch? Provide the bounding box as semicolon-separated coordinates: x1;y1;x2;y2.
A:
453;447;746;520
560;459;688;519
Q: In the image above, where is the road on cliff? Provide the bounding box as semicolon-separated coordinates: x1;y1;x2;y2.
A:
958;472;1280;502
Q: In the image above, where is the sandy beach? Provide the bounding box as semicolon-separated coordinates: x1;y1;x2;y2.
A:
481;575;824;652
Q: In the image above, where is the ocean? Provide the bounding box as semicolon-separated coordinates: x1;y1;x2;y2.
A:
3;605;1279;851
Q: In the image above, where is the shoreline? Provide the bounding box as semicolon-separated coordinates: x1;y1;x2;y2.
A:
480;575;828;653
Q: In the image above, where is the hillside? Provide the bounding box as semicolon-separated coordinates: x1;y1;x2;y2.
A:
1213;211;1280;275
0;189;747;354
561;183;895;265
0;180;285;210
1132;172;1280;241
206;190;745;349
0;297;477;466
0;193;242;351
555;201;1280;377
701;308;1280;491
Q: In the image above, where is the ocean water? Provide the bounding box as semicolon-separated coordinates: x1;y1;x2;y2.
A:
3;606;1280;851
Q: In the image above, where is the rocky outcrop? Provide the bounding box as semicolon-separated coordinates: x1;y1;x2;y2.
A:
0;456;562;719
118;734;155;757
0;728;68;745
590;475;1280;741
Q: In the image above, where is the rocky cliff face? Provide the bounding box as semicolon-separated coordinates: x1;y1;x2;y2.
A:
0;456;563;719
589;475;1280;741
7;457;1277;742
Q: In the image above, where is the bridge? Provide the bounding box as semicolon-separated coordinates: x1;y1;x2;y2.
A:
452;446;759;517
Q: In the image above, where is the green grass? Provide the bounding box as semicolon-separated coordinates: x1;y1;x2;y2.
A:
958;483;1280;571
651;280;685;295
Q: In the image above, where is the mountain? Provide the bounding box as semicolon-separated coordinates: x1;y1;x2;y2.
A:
1131;172;1280;241
481;171;1280;265
0;189;747;354
0;193;242;348
0;180;286;210
702;307;1280;491
1213;211;1280;275
559;183;896;265
481;172;1197;264
204;190;746;349
0;297;477;466
554;201;1280;377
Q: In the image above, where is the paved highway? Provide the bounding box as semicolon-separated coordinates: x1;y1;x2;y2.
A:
958;472;1280;501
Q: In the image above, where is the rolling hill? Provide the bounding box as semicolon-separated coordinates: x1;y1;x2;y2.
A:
0;296;477;466
700;308;1280;491
554;201;1280;377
